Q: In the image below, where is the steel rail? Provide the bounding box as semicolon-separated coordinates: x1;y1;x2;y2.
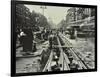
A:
57;36;70;71
42;51;53;72
42;36;70;72
59;33;88;69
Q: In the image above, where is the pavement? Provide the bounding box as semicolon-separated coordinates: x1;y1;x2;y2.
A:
16;40;49;73
16;40;49;58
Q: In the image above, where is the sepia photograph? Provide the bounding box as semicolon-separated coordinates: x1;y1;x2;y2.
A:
11;1;97;76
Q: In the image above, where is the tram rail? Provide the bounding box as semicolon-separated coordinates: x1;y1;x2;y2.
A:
42;33;89;72
59;33;88;69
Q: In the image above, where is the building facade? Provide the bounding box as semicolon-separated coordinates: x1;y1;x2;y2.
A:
66;7;95;27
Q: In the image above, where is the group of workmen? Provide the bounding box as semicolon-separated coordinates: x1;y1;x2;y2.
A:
16;27;56;54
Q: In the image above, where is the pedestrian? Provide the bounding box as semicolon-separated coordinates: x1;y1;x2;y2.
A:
74;28;78;41
48;32;54;49
19;29;24;45
25;29;33;52
19;29;27;52
33;42;37;52
22;29;33;53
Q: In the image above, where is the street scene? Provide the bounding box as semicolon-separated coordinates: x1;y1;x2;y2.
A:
16;4;95;73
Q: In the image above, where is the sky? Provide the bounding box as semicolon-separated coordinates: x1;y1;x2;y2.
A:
25;4;69;25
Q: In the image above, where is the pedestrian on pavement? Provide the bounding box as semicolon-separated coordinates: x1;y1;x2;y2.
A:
74;28;78;41
19;29;27;52
21;29;33;53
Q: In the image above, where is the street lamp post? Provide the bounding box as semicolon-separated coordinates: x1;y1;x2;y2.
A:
40;6;47;16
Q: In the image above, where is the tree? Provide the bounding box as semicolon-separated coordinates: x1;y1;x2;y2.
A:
36;13;48;28
16;4;50;31
16;4;32;29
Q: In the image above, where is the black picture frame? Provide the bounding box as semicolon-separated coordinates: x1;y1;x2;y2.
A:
11;0;97;76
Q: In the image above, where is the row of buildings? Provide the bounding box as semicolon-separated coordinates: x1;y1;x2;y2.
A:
66;7;95;23
65;7;95;33
59;7;96;37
